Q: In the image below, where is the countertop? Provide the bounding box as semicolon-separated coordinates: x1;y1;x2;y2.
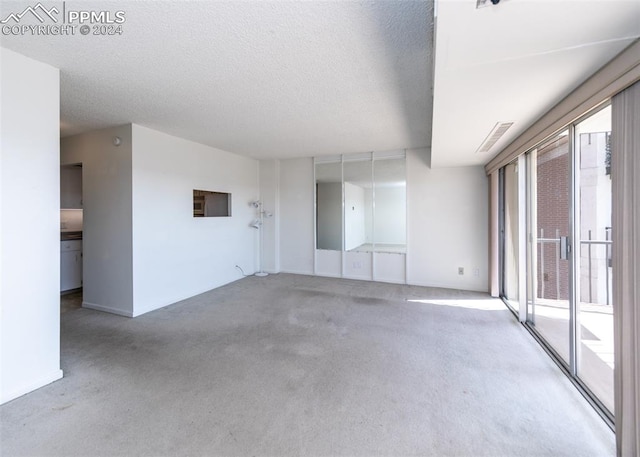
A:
61;231;82;241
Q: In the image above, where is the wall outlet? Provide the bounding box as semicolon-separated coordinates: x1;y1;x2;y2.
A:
353;261;362;269
474;268;480;277
458;267;464;275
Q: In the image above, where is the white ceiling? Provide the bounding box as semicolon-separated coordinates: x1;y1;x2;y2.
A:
1;1;639;166
0;0;433;160
431;0;640;167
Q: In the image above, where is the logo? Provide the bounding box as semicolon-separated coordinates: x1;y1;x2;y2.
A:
1;2;59;23
1;2;126;36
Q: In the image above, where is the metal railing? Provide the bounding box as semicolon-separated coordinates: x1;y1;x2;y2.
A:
537;227;612;305
583;227;612;305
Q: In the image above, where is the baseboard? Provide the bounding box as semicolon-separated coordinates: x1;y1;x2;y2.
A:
374;277;407;285
130;277;248;317
271;271;488;292
279;269;314;275
82;301;133;318
1;369;63;405
405;279;489;293
342;274;372;282
315;272;342;279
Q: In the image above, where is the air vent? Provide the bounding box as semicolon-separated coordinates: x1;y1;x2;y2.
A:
476;122;514;153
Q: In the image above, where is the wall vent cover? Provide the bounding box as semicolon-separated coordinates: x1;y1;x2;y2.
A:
476;122;514;153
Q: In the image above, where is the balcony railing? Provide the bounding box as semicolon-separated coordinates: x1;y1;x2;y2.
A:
537;227;612;306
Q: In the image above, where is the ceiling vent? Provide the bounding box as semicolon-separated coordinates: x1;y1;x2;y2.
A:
476;122;514;153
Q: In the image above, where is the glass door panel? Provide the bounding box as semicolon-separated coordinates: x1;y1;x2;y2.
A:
315;161;343;251
373;158;406;253
343;160;373;252
528;131;571;364
502;161;520;311
575;105;614;413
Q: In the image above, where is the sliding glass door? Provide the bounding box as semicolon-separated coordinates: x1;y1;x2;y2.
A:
575;106;614;413
528;130;572;364
500;104;614;422
500;160;522;313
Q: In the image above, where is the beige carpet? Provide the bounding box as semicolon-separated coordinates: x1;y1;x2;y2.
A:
0;274;614;456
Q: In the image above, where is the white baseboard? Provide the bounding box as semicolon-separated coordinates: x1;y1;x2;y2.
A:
375;277;407;285
405;279;489;293
315;272;342;279
1;369;63;405
82;301;133;318
279;269;314;276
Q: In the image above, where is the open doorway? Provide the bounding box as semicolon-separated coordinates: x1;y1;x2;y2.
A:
60;163;83;313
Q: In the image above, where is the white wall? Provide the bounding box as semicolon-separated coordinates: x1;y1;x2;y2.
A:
316;182;342;251
60;165;82;209
61;125;134;316
266;148;488;292
62;124;260;317
131;125;258;316
279;158;314;274
407;148;489;291
344;182;366;250
1;48;62;404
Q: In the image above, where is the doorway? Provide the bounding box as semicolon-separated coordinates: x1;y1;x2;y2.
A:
60;163;83;313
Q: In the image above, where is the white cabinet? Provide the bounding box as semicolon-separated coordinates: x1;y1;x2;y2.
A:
61;240;82;291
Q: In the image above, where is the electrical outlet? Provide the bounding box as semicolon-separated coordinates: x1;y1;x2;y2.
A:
353;261;362;269
458;267;464;275
474;268;480;277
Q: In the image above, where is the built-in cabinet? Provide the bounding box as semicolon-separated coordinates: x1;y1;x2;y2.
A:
61;240;82;291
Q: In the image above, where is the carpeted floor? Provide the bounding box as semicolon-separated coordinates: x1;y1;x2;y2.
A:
60;290;83;314
0;274;614;456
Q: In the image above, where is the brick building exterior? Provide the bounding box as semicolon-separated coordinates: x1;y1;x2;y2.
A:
536;136;570;300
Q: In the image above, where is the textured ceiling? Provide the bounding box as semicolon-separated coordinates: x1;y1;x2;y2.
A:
0;0;434;160
3;1;637;167
431;0;640;167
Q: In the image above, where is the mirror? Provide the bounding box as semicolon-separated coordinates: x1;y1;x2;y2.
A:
315;161;342;250
373;158;406;253
343;159;373;252
315;154;407;254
